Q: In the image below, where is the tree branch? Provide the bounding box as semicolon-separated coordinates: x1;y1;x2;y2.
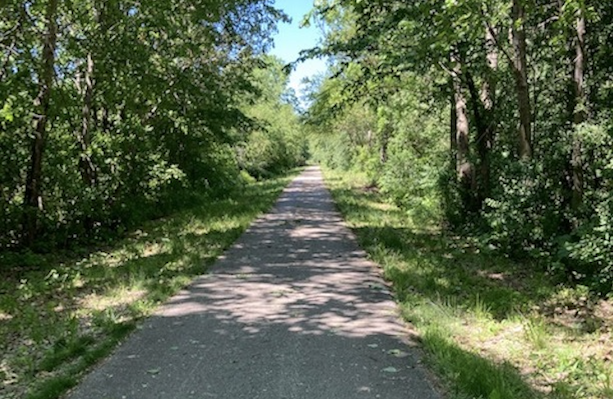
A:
485;21;514;67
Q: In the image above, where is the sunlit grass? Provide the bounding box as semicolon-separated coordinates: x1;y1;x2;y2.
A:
323;167;613;399
0;171;296;399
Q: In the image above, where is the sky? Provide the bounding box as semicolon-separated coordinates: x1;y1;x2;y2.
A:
269;0;328;99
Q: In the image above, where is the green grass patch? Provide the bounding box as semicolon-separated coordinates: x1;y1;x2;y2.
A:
38;335;96;372
1;171;297;399
323;168;613;399
423;328;540;399
25;376;77;399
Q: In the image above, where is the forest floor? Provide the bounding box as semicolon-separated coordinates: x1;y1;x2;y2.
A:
0;172;296;399
323;168;613;399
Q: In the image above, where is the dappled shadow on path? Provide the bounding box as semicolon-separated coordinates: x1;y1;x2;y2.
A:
67;167;440;399
163;171;403;338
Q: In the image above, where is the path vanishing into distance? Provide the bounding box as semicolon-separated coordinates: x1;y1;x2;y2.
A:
67;166;441;399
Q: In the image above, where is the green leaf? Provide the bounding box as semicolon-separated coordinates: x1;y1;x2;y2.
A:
1;102;14;122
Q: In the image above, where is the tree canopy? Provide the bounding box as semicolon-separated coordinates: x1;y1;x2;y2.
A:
0;0;305;249
305;0;613;294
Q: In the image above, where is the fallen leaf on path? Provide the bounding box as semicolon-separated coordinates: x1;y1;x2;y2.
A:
387;349;409;358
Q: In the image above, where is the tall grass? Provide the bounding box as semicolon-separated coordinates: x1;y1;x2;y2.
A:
323;168;613;399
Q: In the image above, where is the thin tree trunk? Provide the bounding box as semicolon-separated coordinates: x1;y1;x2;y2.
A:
78;52;97;186
482;27;498;112
450;83;458;168
571;8;586;211
465;70;489;208
511;0;532;159
451;52;473;191
454;83;471;183
477;25;498;202
23;0;58;245
379;125;390;164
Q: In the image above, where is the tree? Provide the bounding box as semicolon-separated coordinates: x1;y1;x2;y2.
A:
0;0;291;249
238;56;307;177
571;4;586;211
511;0;532;159
23;0;59;245
304;0;613;288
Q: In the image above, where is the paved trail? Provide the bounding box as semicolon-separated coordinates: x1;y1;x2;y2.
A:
67;167;441;399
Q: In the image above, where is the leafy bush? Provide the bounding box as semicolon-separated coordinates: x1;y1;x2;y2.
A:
564;197;613;294
558;122;613;294
482;160;564;257
379;134;445;224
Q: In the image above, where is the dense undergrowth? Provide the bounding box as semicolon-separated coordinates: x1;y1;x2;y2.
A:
324;168;613;399
0;172;295;399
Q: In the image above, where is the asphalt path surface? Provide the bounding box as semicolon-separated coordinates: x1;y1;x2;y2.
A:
67;166;442;399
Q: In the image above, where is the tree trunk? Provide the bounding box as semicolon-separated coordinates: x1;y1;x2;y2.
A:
482;27;498;112
78;52;98;187
571;8;586;211
465;70;489;208
511;0;532;159
451;52;473;194
477;26;498;203
454;81;471;183
23;0;58;245
379;126;390;164
450;85;457;162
